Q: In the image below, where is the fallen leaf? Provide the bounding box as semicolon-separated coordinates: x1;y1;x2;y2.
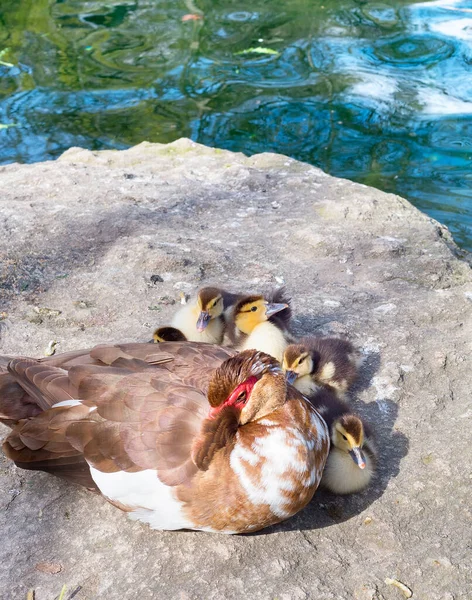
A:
44;340;58;356
35;562;63;574
58;585;67;600
235;47;279;56
422;453;434;465
34;307;62;317
182;13;203;21
385;577;412;598
0;49;14;67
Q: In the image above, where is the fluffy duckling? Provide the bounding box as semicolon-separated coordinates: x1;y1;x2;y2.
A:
153;287;241;344
283;336;362;398
228;289;292;363
301;387;376;494
153;326;187;343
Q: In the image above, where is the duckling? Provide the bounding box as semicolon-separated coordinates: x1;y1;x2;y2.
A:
153;326;187;343
300;387;376;494
282;336;362;399
228;289;292;363
154;287;241;344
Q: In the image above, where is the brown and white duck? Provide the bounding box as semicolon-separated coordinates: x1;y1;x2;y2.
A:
153;287;241;345
0;342;329;533
227;289;293;363
282;336;362;398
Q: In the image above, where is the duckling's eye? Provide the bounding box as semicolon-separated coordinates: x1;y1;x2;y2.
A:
341;434;348;441
251;306;258;312
298;357;305;364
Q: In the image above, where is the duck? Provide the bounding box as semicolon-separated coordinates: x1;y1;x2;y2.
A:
153;287;241;344
227;288;292;363
282;336;362;399
0;342;330;533
292;385;376;495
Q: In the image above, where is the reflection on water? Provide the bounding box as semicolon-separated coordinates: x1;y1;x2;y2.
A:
0;0;471;250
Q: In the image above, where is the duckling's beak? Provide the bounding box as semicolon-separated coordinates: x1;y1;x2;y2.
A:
265;302;288;318
349;447;366;469
196;311;211;332
285;370;298;385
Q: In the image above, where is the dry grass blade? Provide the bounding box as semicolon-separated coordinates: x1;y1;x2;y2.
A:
57;585;67;600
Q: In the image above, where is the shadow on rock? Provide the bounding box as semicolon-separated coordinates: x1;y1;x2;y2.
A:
351;350;381;395
291;313;338;336
260;397;409;535
0;201;171;313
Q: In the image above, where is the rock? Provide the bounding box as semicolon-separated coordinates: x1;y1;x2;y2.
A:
0;139;470;599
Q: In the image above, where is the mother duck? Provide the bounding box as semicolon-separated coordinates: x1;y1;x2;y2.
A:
0;342;329;534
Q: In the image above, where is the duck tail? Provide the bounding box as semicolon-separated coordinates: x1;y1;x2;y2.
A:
0;355;42;427
266;287;292;330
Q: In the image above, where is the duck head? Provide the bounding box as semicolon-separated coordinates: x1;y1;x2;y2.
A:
233;295;288;335
282;343;316;385
331;414;366;469
196;287;224;332
207;350;286;425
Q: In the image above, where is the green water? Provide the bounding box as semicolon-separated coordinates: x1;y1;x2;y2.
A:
1;0;472;251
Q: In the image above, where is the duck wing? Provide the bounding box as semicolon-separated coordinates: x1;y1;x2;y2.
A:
2;342;235;489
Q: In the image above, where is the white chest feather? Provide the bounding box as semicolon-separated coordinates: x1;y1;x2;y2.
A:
89;466;193;531
171;305;224;344
321;448;374;494
230;424;322;519
240;322;287;363
294;375;320;397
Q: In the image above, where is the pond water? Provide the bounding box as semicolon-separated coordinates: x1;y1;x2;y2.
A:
1;0;472;251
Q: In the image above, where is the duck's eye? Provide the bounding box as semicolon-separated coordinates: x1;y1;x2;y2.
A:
298;357;305;364
251;306;258;312
341;434;348;441
237;391;247;403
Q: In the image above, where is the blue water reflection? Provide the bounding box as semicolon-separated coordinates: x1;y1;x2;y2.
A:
0;0;471;250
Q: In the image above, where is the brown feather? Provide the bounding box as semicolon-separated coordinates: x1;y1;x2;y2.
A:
191;406;239;471
1;342;233;487
0;374;41;425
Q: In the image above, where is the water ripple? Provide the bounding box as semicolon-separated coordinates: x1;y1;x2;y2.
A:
0;0;472;250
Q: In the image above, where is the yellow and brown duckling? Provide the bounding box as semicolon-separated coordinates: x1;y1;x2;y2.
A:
227;288;292;363
153;287;241;345
298;387;377;494
282;336;362;399
153;326;187;343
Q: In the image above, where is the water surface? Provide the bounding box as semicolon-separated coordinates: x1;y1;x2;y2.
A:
1;0;472;250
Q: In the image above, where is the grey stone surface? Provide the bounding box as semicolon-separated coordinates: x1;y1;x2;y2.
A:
0;138;470;600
